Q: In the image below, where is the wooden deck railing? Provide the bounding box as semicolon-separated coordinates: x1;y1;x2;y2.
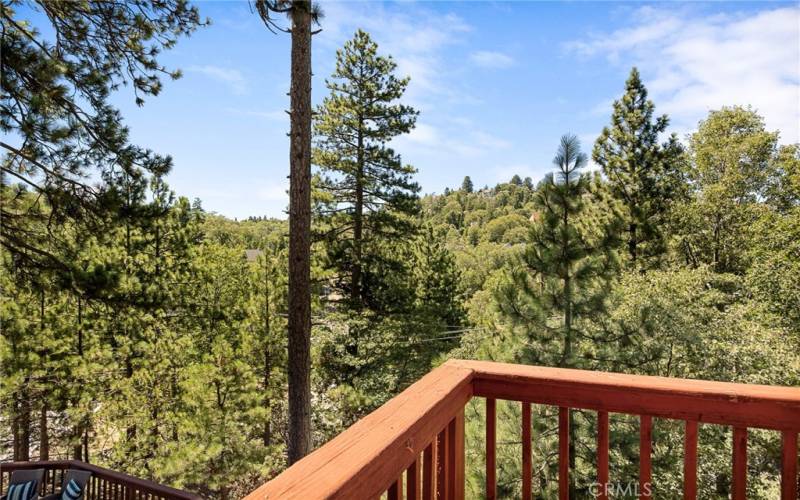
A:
0;460;200;500
245;359;800;500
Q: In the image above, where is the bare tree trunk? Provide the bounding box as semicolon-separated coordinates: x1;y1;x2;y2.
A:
12;396;20;460
629;222;637;262
39;403;49;460
263;257;272;447
351;125;364;307
19;386;30;461
287;1;313;466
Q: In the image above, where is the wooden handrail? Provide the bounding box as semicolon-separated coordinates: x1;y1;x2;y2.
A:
458;359;800;431
0;460;200;499
246;359;800;500
245;362;473;499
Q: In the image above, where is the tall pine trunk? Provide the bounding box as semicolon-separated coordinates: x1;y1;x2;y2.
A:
39;403;49;460
263;258;272;447
19;387;30;461
351;125;364;307
287;1;313;465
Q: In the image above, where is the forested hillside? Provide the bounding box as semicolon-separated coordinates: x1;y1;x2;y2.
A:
2;5;799;499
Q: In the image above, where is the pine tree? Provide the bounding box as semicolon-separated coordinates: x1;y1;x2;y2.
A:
462;176;474;193
314;29;420;310
255;0;322;464
496;134;620;496
593;67;686;267
1;0;203;287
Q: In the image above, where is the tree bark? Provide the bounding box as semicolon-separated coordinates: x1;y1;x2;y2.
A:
263;257;272;447
351;124;364;307
287;1;313;466
19;386;30;461
12;399;20;460
39;403;49;460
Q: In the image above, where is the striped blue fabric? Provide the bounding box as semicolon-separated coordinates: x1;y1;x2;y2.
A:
61;479;82;500
6;480;36;500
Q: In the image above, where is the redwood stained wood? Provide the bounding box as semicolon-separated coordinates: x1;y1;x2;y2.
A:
732;427;747;500
387;477;402;500
407;456;421;500
782;431;798;500
597;411;609;500
446;419;456;498
245;360;800;499
559;407;569;500
639;415;652;500
245;364;473;499
522;402;532;500
458;360;800;431
436;428;448;499
684;421;698;500
486;398;496;500
423;442;435;500
454;409;465;500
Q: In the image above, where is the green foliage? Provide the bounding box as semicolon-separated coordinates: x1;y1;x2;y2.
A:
498;135;620;368
593;67;686;268
1;0;204;284
313;29;420;308
2;25;799;500
676;106;779;274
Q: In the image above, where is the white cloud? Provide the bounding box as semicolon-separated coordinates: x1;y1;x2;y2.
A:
316;3;473;109
470;50;515;69
315;3;510;164
566;6;800;143
187;65;248;95
396;121;511;159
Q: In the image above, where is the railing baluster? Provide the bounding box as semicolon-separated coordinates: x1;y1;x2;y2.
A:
486;398;496;500
388;476;402;500
522;402;532;500
454;409;465;500
597;411;609;500
732;427;747;500
447;417;457;499
407;455;421;500
782;430;798;500
640;415;652;499
436;427;449;499
559;407;569;500
684;420;698;500
423;442;435;500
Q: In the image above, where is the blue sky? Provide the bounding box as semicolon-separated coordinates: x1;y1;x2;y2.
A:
22;1;800;219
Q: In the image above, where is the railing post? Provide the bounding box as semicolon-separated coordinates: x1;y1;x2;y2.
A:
559;407;569;500
597;411;609;500
388;477;403;500
436;426;449;499
684;421;698;500
732;427;747;500
446;418;456;500
639;415;652;499
423;442;435;500
407;455;421;500
522;402;532;500
454;409;465;500
486;398;496;500
782;431;798;500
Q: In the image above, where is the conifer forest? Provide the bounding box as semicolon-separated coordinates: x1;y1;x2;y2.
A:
1;1;799;499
